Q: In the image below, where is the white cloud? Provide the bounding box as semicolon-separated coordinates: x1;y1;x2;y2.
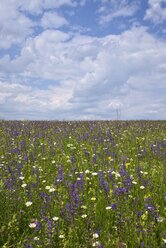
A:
99;4;138;24
0;0;165;120
0;26;166;119
144;0;166;24
20;0;76;14
97;0;139;24
0;81;73;119
0;0;35;49
0;0;76;49
41;11;68;29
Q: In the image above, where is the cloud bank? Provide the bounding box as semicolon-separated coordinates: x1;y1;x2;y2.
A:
0;0;166;120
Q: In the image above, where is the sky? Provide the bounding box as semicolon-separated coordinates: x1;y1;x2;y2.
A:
0;0;166;120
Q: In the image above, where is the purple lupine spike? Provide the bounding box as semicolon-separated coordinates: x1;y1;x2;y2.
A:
145;203;159;220
136;165;142;181
113;187;128;196
78;173;84;190
98;171;110;193
47;219;53;231
57;167;64;182
136;211;143;218
141;241;145;247
35;221;42;232
124;175;132;189
92;154;97;163
7;165;12;174
120;168;126;177
5;178;15;191
23;155;28;162
70;156;75;163
103;180;110;193
108;171;113;181
39;192;51;204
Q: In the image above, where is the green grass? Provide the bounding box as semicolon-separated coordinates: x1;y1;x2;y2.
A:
0;120;165;247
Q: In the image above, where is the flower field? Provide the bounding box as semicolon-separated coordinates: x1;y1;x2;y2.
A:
0;120;165;248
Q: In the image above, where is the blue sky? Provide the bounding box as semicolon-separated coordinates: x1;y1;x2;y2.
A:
0;0;166;120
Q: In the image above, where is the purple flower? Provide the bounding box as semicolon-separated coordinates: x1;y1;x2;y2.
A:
113;187;128;196
24;244;33;248
35;221;42;232
136;211;143;218
111;203;117;210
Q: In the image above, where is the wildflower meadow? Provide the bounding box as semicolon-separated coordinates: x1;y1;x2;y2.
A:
0;120;165;248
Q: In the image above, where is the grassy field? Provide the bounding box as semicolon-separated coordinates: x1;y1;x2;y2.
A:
0;120;165;248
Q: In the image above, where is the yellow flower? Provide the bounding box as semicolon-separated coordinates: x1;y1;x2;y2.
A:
126;162;130;167
81;214;87;218
141;211;148;221
81;205;87;209
25;201;32;207
144;193;151;199
109;189;113;196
